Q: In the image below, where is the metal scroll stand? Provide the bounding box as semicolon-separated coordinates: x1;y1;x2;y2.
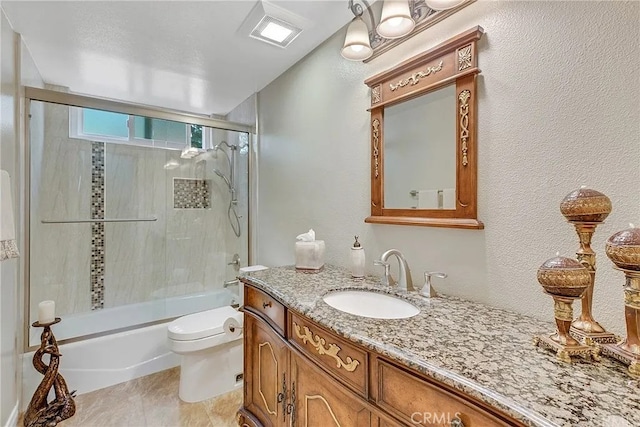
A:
24;318;76;427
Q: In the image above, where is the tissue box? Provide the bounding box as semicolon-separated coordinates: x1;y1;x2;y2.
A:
295;241;325;270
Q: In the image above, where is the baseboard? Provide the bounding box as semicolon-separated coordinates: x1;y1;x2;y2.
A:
4;401;19;427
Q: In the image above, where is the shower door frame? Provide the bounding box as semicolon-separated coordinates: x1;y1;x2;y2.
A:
22;86;256;351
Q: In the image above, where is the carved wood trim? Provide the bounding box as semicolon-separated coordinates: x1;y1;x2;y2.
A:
459;89;471;167
371;85;381;105
258;341;278;416
389;61;443;91
364;27;483;229
365;26;483;91
457;44;473;71
305;395;343;427
372;118;380;178
293;322;360;372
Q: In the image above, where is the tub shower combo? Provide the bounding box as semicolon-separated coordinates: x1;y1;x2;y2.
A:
23;87;253;400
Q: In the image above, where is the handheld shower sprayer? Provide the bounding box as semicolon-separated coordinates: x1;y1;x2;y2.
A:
212;168;232;190
205;141;242;238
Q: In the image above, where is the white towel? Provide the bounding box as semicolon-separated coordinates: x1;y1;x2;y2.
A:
0;170;19;261
443;188;456;210
417;190;439;209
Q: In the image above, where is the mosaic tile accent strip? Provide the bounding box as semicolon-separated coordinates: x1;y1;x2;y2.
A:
90;142;105;310
173;178;211;209
0;239;19;261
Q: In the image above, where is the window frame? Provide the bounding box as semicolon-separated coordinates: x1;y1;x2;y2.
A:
69;106;208;150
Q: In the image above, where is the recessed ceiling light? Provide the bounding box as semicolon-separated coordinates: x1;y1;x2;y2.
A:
250;15;302;48
260;22;293;43
239;1;308;49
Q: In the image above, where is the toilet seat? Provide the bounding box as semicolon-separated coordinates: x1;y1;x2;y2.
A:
168;306;239;341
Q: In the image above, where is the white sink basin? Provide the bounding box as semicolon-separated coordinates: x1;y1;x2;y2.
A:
322;290;420;319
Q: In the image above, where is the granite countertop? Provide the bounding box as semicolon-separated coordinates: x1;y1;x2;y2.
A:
240;265;639;427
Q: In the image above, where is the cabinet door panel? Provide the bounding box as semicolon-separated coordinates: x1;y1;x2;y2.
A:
291;352;370;427
245;315;288;427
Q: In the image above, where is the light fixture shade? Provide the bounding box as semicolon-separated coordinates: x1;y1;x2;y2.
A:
341;16;373;61
376;0;415;39
425;0;466;11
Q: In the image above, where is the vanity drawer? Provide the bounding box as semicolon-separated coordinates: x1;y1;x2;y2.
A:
373;359;517;427
244;285;286;335
288;312;368;397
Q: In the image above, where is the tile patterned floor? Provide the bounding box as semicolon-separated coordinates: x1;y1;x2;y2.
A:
51;367;242;427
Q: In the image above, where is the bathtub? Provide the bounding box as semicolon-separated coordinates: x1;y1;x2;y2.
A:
22;288;239;408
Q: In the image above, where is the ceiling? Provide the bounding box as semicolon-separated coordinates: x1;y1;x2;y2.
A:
2;1;355;116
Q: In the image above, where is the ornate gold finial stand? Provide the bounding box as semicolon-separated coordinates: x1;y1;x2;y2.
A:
600;269;640;376
534;255;599;363
534;295;599;363
560;187;616;345
569;222;617;345
24;318;76;427
602;226;640;377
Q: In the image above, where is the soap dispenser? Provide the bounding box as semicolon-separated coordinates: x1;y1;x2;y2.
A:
350;236;365;278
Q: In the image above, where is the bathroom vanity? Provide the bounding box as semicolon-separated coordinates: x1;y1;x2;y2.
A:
237;266;640;427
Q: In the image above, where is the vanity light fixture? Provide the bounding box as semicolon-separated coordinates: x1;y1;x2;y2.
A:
341;0;469;61
424;0;467;11
377;0;415;39
342;0;416;61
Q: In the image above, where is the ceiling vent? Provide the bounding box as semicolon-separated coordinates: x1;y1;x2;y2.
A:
239;1;308;49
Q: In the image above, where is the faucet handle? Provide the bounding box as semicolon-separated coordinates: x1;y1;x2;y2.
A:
422;271;447;298
374;260;395;287
426;271;447;279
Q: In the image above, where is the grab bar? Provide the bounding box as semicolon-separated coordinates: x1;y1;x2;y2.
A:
41;217;157;224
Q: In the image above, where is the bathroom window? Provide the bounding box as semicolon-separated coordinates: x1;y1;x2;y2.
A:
69;107;205;149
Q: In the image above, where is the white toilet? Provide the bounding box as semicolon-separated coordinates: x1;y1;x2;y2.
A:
167;305;243;403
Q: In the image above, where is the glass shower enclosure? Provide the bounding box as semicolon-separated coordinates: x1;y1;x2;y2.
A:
25;89;252;347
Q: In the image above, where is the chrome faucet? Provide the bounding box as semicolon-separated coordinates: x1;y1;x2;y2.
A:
421;271;447;298
377;249;415;292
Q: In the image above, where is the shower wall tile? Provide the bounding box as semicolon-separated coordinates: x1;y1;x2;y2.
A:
30;102;92;322
104;144;167;308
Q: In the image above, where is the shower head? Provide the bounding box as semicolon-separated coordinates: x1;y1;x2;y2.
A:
213;141;236;151
194;149;217;163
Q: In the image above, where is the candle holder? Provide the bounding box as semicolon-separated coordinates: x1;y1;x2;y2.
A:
560;187;617;345
534;255;599;362
602;227;640;377
24;318;76;427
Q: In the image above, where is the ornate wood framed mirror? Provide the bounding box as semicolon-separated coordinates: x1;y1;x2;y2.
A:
364;26;484;229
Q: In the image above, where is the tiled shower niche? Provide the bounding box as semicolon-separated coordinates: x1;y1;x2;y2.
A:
173;178;211;209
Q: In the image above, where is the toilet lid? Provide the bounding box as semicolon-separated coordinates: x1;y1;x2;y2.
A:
168;306;238;341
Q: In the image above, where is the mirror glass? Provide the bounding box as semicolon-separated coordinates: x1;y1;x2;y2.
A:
383;84;456;209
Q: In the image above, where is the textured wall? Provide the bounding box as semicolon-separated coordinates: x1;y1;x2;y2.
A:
257;1;640;335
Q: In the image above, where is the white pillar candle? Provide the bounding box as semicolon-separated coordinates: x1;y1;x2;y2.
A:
38;300;55;324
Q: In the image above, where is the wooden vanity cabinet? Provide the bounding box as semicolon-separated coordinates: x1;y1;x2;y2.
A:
290;350;371;427
242;314;288;427
239;283;523;427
